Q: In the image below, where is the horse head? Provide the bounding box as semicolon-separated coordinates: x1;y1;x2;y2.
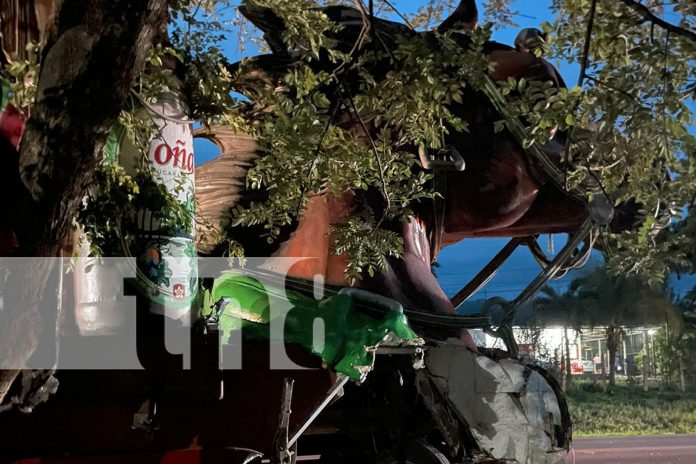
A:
198;1;650;347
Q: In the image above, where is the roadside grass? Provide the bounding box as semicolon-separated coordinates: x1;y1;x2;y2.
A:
567;382;696;437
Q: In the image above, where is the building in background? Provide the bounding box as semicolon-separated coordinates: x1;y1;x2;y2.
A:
475;325;660;379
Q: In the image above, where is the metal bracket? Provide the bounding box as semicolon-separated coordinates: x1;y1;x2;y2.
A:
272;375;351;463
289;375;350;452
132;399;160;434
451;237;524;309
204;297;231;332
481;217;595;356
272;378;296;464
418;144;466;171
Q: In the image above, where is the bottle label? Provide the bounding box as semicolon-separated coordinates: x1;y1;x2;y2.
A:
132;94;198;316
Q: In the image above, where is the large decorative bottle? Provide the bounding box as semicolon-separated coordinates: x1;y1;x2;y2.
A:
100;83;199;325
129;88;198;321
73;85;198;335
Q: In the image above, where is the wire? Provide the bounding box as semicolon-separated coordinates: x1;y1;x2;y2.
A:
562;0;604;194
436;263;601;277
379;0;416;31
339;83;391;226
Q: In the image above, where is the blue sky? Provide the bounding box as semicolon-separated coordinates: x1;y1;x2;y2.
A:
193;1;696;304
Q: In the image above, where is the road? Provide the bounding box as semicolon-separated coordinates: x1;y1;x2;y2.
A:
570;435;696;464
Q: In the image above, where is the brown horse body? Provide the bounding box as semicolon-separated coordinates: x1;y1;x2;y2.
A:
196;6;596;352
0;2;584;460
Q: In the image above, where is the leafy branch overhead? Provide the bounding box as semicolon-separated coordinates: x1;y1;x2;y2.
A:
8;0;693;283
224;0;694;283
618;0;696;44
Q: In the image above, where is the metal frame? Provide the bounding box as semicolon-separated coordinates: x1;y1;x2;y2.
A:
451;237;524;309
273;375;351;464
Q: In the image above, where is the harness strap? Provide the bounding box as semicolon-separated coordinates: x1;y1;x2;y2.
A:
220;267;492;329
430;168;447;262
417;144;465;262
479;74;594;204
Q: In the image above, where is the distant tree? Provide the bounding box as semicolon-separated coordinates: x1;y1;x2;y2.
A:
653;326;696;390
516;325;552;361
571;267;678;386
653;292;696;390
532;266;679;387
533;283;584;391
680;286;696;331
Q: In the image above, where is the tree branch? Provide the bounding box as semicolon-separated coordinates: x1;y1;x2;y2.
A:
619;0;696;44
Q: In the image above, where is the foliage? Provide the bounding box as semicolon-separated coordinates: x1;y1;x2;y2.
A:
2;42;40;115
75;105;196;256
530;266;676;329
567;382;696;436
225;3;493;280
679;282;696;330
652;327;681;386
545;0;696;285
497;77;582;147
76;1;231;257
10;0;696;285
169;0;249;123
571;266;677;329
0;33;197;258
75;159;194;258
530;283;584;329
408;0;458;30
247;0;342;61
530;285;582;389
516;325;553;361
633;348;645;371
220;0;695;283
481;0;517;29
653;326;696;388
331;213;404;282
356;26;492;151
531;266;677;384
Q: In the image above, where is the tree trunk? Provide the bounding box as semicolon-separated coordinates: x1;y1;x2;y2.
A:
564;325;572;392
606;326;621;386
0;0;167;404
642;330;649;392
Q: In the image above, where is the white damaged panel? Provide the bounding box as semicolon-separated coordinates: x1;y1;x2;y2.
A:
425;342;568;464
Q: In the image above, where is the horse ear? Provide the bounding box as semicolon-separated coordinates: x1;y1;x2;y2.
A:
438;0;478;32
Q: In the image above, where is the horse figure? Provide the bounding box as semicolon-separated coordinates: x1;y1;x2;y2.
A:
0;2;602;462
196;1;629;350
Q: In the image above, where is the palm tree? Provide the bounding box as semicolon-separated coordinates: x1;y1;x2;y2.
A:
530;267;678;388
679;286;696;331
571;267;678;386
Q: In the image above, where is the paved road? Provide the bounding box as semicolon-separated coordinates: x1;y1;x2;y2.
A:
570;435;696;464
